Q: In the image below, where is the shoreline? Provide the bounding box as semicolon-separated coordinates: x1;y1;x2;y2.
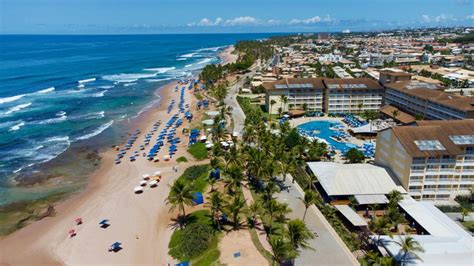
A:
0;47;239;265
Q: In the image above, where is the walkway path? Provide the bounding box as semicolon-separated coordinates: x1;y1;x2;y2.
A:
275;175;360;266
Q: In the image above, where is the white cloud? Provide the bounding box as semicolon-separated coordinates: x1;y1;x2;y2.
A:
421;14;457;23
421;14;431;23
289;15;334;25
466;14;474;20
188;17;223;27
224;16;259;26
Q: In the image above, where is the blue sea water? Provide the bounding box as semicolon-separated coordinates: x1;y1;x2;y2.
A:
0;34;277;205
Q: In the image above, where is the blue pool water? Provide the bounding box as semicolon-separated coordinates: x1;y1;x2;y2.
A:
297;120;357;152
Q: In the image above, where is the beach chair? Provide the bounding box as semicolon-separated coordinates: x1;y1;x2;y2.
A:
108;242;122;252
69;229;76;237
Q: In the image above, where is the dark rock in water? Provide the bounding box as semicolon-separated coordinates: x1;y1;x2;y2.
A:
35;205;56;220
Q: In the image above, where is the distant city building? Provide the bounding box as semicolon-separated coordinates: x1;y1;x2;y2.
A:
379;69;412;85
375;120;474;201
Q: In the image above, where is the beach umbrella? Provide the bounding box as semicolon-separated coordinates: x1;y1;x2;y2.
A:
142;174;150;180
149;180;158;187
75;217;83;225
69;229;76;237
99;219;109;226
109;242;122;252
154;171;161;176
134;186;143;193
140;180;147;186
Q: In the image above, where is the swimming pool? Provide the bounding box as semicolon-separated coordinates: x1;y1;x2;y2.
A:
297;120;357;152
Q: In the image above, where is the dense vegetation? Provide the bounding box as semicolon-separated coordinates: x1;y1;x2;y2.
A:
187;142;208;160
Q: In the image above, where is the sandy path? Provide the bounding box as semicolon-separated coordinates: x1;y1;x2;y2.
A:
0;80;201;265
219;230;268;266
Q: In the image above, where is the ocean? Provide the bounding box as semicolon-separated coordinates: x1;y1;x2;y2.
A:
0;33;277;206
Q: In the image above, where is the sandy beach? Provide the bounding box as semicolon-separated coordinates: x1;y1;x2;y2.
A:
0;47;239;266
0;80;202;265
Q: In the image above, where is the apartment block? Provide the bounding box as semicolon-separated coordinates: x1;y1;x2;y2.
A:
263;78;383;114
375;120;474;201
385;81;474;120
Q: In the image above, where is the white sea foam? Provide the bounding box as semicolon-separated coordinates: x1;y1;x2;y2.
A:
185;63;193;68
98;85;113;89
9;121;25;131
71;111;105;120
179;52;198;58
144;67;176;73
78;77;96;84
34;114;67;125
36;87;55;94
56;111;67;116
91;90;107;97
102;73;157;83
75;120;113;141
12;167;23;173
34;136;71;163
0;94;26;104
197;58;214;65
5;102;32;115
123;83;136;87
198;46;227;52
145;77;173;83
177;58;187;61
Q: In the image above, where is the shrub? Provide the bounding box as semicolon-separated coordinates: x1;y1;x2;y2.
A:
169;223;214;260
177;156;188;163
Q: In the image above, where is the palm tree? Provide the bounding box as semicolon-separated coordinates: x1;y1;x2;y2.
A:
461;207;469;222
224;165;245;194
302;103;308;114
395;236;425;265
392;109;399;122
248;200;262;227
269;236;296;264
279;95;288;113
300;190;319;221
227;195;246;229
166;180;195;218
287;219;315;251
357;102;364;114
206;191;226;230
369;216;394;244
269;99;277;122
387;190;403;208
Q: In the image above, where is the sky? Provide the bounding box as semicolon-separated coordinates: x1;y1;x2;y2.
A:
0;0;473;34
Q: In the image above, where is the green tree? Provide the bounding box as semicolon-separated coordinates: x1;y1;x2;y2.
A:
300;190;319;221
206;191;226;230
346;148;365;163
226;195;246;229
269;236;296;264
287;219;315;251
166;180;195;219
395;236;425;265
224;165;245;194
461;207;469;222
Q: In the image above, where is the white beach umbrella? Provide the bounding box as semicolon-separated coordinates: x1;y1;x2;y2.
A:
142;174;151;179
154;171;162;176
134;186;143;193
149;180;158;187
140;180;147;186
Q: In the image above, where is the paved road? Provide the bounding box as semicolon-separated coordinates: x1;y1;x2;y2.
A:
224;64;260;135
275;176;359;266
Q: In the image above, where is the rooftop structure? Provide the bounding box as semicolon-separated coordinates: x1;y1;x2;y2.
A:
306;162;406;197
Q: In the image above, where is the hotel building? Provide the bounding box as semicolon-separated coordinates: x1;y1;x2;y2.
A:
323;78;384;114
263;78;325;114
263;78;384;115
375;120;474;201
384;81;474;120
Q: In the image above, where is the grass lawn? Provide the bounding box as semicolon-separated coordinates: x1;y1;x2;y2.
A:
187;142;208;160
462;221;474;232
176;164;211;193
168;210;222;265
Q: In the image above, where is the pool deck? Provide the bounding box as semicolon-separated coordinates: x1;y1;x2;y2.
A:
290;116;369;163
